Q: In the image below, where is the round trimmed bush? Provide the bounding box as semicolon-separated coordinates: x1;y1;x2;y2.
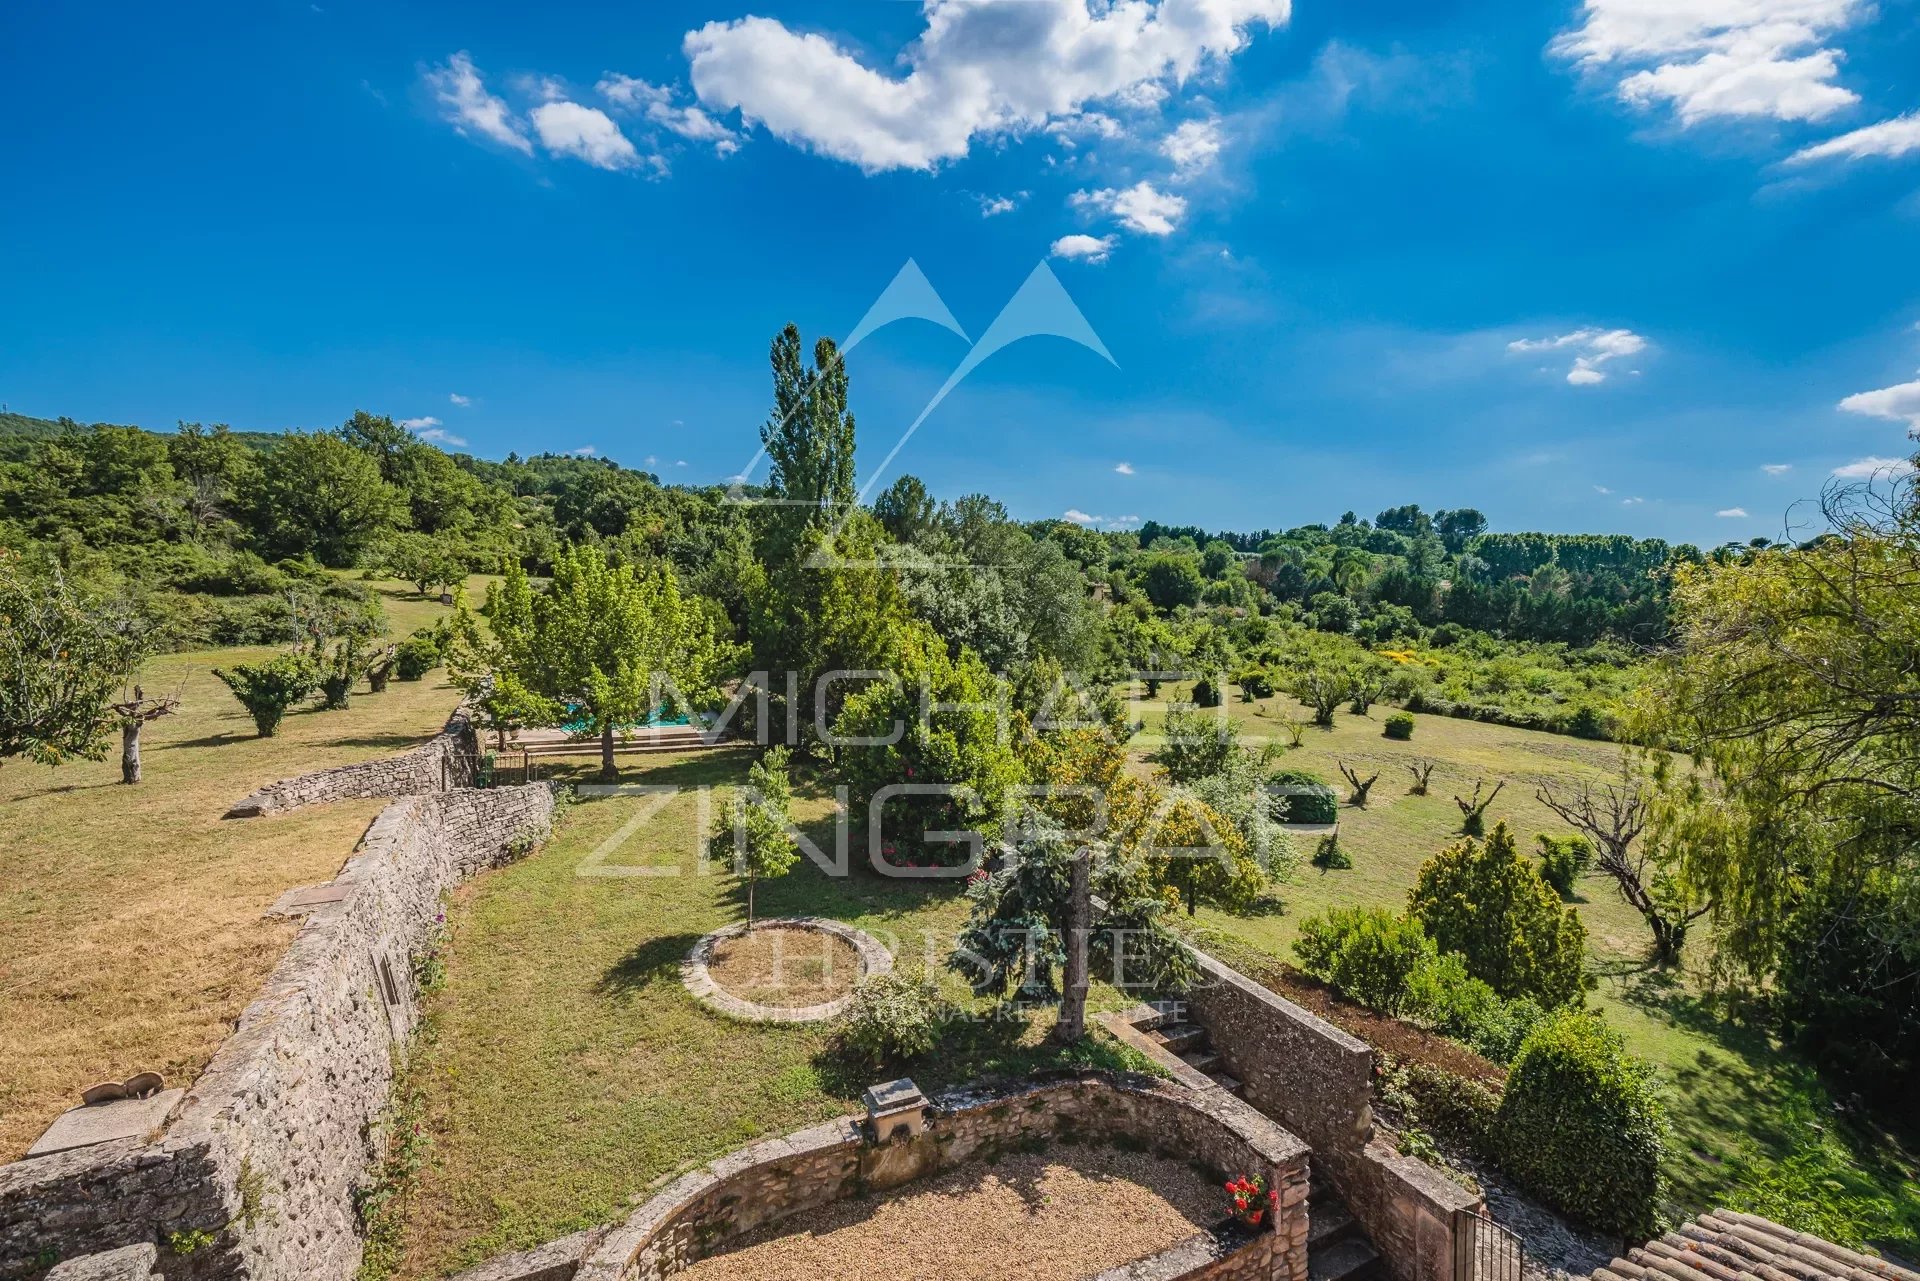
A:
1383;712;1416;740
1495;1011;1666;1238
393;635;441;681
1267;767;1338;825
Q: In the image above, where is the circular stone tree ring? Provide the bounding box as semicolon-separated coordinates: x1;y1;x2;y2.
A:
681;916;893;1023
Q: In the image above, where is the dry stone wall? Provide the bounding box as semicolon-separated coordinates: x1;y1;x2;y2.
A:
1;784;558;1281
1184;950;1480;1281
578;1073;1311;1281
223;707;479;818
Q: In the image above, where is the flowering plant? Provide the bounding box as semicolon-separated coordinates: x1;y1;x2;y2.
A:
1225;1174;1279;1227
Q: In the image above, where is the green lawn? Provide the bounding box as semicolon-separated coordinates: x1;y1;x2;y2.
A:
390;750;1152;1278
1138;685;1919;1255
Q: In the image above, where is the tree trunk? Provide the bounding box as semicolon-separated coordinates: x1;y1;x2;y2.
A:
747;875;756;931
121;723;141;785
600;722;617;781
1055;848;1092;1044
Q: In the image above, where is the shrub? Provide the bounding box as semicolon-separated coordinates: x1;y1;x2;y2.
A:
1233;667;1275;700
1534;834;1592;900
1191;677;1223;708
1409;953;1548;1064
1496;1011;1666;1238
1267;767;1338;825
1383;712;1415;740
841;973;943;1067
1293;908;1433;1016
213;654;320;737
1565;703;1607;740
1312;832;1352;870
393;636;441;681
1409;822;1588;1007
1388;1058;1499;1152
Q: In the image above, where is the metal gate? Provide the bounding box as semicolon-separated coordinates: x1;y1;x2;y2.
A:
442;751;541;789
1453;1209;1523;1281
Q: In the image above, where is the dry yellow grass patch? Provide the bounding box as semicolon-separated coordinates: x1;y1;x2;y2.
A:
0;581;466;1158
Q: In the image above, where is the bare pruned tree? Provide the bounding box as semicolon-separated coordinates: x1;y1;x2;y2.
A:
1453;779;1504;836
1407;758;1436;795
1338;761;1380;807
109;685;180;785
1536;762;1710;964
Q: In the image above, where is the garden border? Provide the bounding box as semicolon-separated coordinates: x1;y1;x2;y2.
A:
679;917;892;1023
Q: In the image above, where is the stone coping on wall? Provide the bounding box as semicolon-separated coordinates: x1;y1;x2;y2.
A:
224;703;479;818
679;917;893;1023
573;1071;1311;1281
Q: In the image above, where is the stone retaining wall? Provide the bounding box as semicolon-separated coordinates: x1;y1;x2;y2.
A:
223;706;479;818
1184;951;1480;1281
577;1074;1311;1281
2;784;559;1281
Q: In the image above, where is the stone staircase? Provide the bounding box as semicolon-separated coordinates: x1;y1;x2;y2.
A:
1306;1186;1384;1281
1102;1001;1384;1281
1133;1001;1247;1096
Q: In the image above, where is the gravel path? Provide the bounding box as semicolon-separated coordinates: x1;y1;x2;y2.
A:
676;1147;1223;1281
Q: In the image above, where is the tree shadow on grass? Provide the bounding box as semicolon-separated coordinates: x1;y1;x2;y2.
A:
595;932;704;998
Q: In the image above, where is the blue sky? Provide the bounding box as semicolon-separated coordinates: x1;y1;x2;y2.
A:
3;0;1918;546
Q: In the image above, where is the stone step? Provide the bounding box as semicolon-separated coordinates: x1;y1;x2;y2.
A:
1136;1000;1187;1032
1206;1071;1244;1097
1310;1237;1382;1281
1153;1022;1206;1054
1180;1050;1222;1075
1307;1200;1357;1249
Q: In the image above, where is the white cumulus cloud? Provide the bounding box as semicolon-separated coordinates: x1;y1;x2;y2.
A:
1163;117;1225;180
1761;462;1792;474
402;416;468;447
1114;461;1135;475
1549;0;1868;126
977;192;1023;217
425;52;533;154
1716;507;1749;517
598;73;744;155
569;446;598;457
682;0;1291;172
1838;375;1920;428
1509;326;1648;385
1072;180;1188;235
1832;455;1918;479
1051;233;1117;263
1787;111;1920;165
531;101;645;170
1064;508;1098;524
449;393;471;407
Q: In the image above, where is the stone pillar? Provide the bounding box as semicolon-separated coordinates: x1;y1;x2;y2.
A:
1272;1158;1311;1281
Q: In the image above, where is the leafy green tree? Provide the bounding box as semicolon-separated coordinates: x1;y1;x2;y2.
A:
834;621;1024;859
759;323;857;566
338;410;414;482
0;554;146;767
1285;653;1353;727
1409;821;1588;1006
213;653;321;737
1158;702;1239;784
250;430;404;564
708;747;800;927
1434;508;1488;554
1141;551;1206;610
952;821;1194;1036
373;530;467;598
873;473;937;544
491;545;734;779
